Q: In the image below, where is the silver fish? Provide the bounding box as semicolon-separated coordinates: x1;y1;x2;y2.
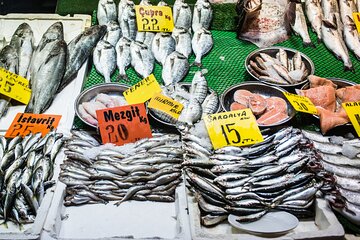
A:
118;0;131;24
0;45;18;74
104;20;122;46
162;51;189;85
339;0;356;24
151;32;176;65
116;37;132;81
190;71;208;104
290;3;313;47
201;91;219;117
119;2;137;40
172;27;192;58
93;40;116;83
97;0;117;26
343;15;360;60
173;1;192;29
130;41;154;78
178;97;202;125
321;0;343;36
25;40;67;114
305;0;323;42
192;28;213;67
192;0;213;32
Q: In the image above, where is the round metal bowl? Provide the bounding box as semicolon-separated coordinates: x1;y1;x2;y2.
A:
245;47;315;88
148;83;221;128
220;81;296;127
74;83;130;128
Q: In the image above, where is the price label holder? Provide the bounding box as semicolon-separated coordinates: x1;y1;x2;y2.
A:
123;74;162;104
148;93;183;119
342;101;360;137
96;103;152;146
135;5;174;32
204;109;264;150
283;92;318;115
5;113;61;138
0;67;31;104
353;13;360;33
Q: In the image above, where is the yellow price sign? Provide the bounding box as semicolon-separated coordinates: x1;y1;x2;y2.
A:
0;68;31;104
135;5;174;32
204;109;264;150
342;101;360;137
123;74;162;104
283;92;318;115
352;13;360;34
148;93;183;119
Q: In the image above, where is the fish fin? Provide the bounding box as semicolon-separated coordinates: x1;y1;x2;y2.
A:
323;15;337;29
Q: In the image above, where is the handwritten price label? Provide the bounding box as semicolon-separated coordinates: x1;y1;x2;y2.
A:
96;103;152;146
135;5;174;32
204;109;264;150
123;74;162;104
342;101;360;137
353;13;360;34
0;68;31;104
148;93;183;119
283;92;318;115
5;113;61;138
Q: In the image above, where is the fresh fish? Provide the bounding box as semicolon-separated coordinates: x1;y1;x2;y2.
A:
172;27;192;58
178;97;202;125
97;0;117;25
173;1;192;29
190;71;208;104
93;40;116;83
202;91;219;117
192;0;213;32
152;32;175;65
162;51;189;86
130;41;154;78
0;45;19;74
343;16;360;60
289;3;314;47
9;23;34;77
104;20;122;46
119;2;137;40
118;0;130;23
25;40;67;114
339;0;356;24
321;0;343;36
304;0;323;42
192;28;213;67
115;37;132;81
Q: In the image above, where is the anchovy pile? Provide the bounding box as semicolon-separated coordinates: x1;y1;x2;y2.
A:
150;71;219;126
302;130;360;227
0;131;64;227
96;0;214;83
60;130;183;206
182;126;325;226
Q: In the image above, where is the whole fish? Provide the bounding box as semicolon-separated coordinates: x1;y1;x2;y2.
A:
119;2;137;40
93;40;116;83
192;0;213;32
343;15;360;60
304;0;323;42
178;97;202;125
25;40;67;114
173;1;192;29
151;32;176;65
9;23;34;77
103;20;122;46
116;37;132;81
289;3;314;47
172;27;192;58
321;0;343;36
130;41;154;78
190;71;208;104
118;0;130;24
0;45;19;74
202;91;219;117
339;0;356;23
192;28;213;67
59;25;107;92
162;51;189;86
97;0;117;25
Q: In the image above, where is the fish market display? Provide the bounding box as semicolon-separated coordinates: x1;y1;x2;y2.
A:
247;49;310;85
150;71;219;125
60;130;183;206
182;126;325;226
301;130;360;226
299;75;360;134
78;93;127;126
0;131;64;226
229;89;290;126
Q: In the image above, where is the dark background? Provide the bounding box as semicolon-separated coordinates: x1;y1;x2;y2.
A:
0;0;57;14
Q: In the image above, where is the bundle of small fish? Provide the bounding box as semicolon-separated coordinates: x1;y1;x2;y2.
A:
95;0;214;84
0;131;64;227
0;21;106;116
182;126;326;226
150;71;219;125
60;130;183;206
301;130;360;227
247;49;309;85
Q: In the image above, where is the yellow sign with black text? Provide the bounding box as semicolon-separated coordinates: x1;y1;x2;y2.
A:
342;101;360;137
0;68;31;104
135;5;174;32
123;74;162;104
353;13;360;34
148;93;183;119
283;92;318;115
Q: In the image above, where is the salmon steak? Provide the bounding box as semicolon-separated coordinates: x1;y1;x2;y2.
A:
300;85;336;112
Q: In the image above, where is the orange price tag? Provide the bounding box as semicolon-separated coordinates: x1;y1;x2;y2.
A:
5;113;61;138
96;103;152;146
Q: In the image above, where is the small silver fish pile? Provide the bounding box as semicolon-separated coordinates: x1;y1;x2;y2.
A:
149;71;219;125
248;49;309;85
0;131;64;227
182;127;325;226
301;130;360;227
60;130;183;206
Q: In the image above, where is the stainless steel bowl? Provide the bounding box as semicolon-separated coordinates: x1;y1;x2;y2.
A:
74;83;130;128
245;47;315;88
220;81;296;127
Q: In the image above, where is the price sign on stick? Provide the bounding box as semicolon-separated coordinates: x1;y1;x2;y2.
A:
123;74;162;104
204;109;264;150
342;101;360;137
134;5;174;32
283;92;318;115
96;103;152;146
0;68;31;104
5;113;61;138
148;93;183;119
